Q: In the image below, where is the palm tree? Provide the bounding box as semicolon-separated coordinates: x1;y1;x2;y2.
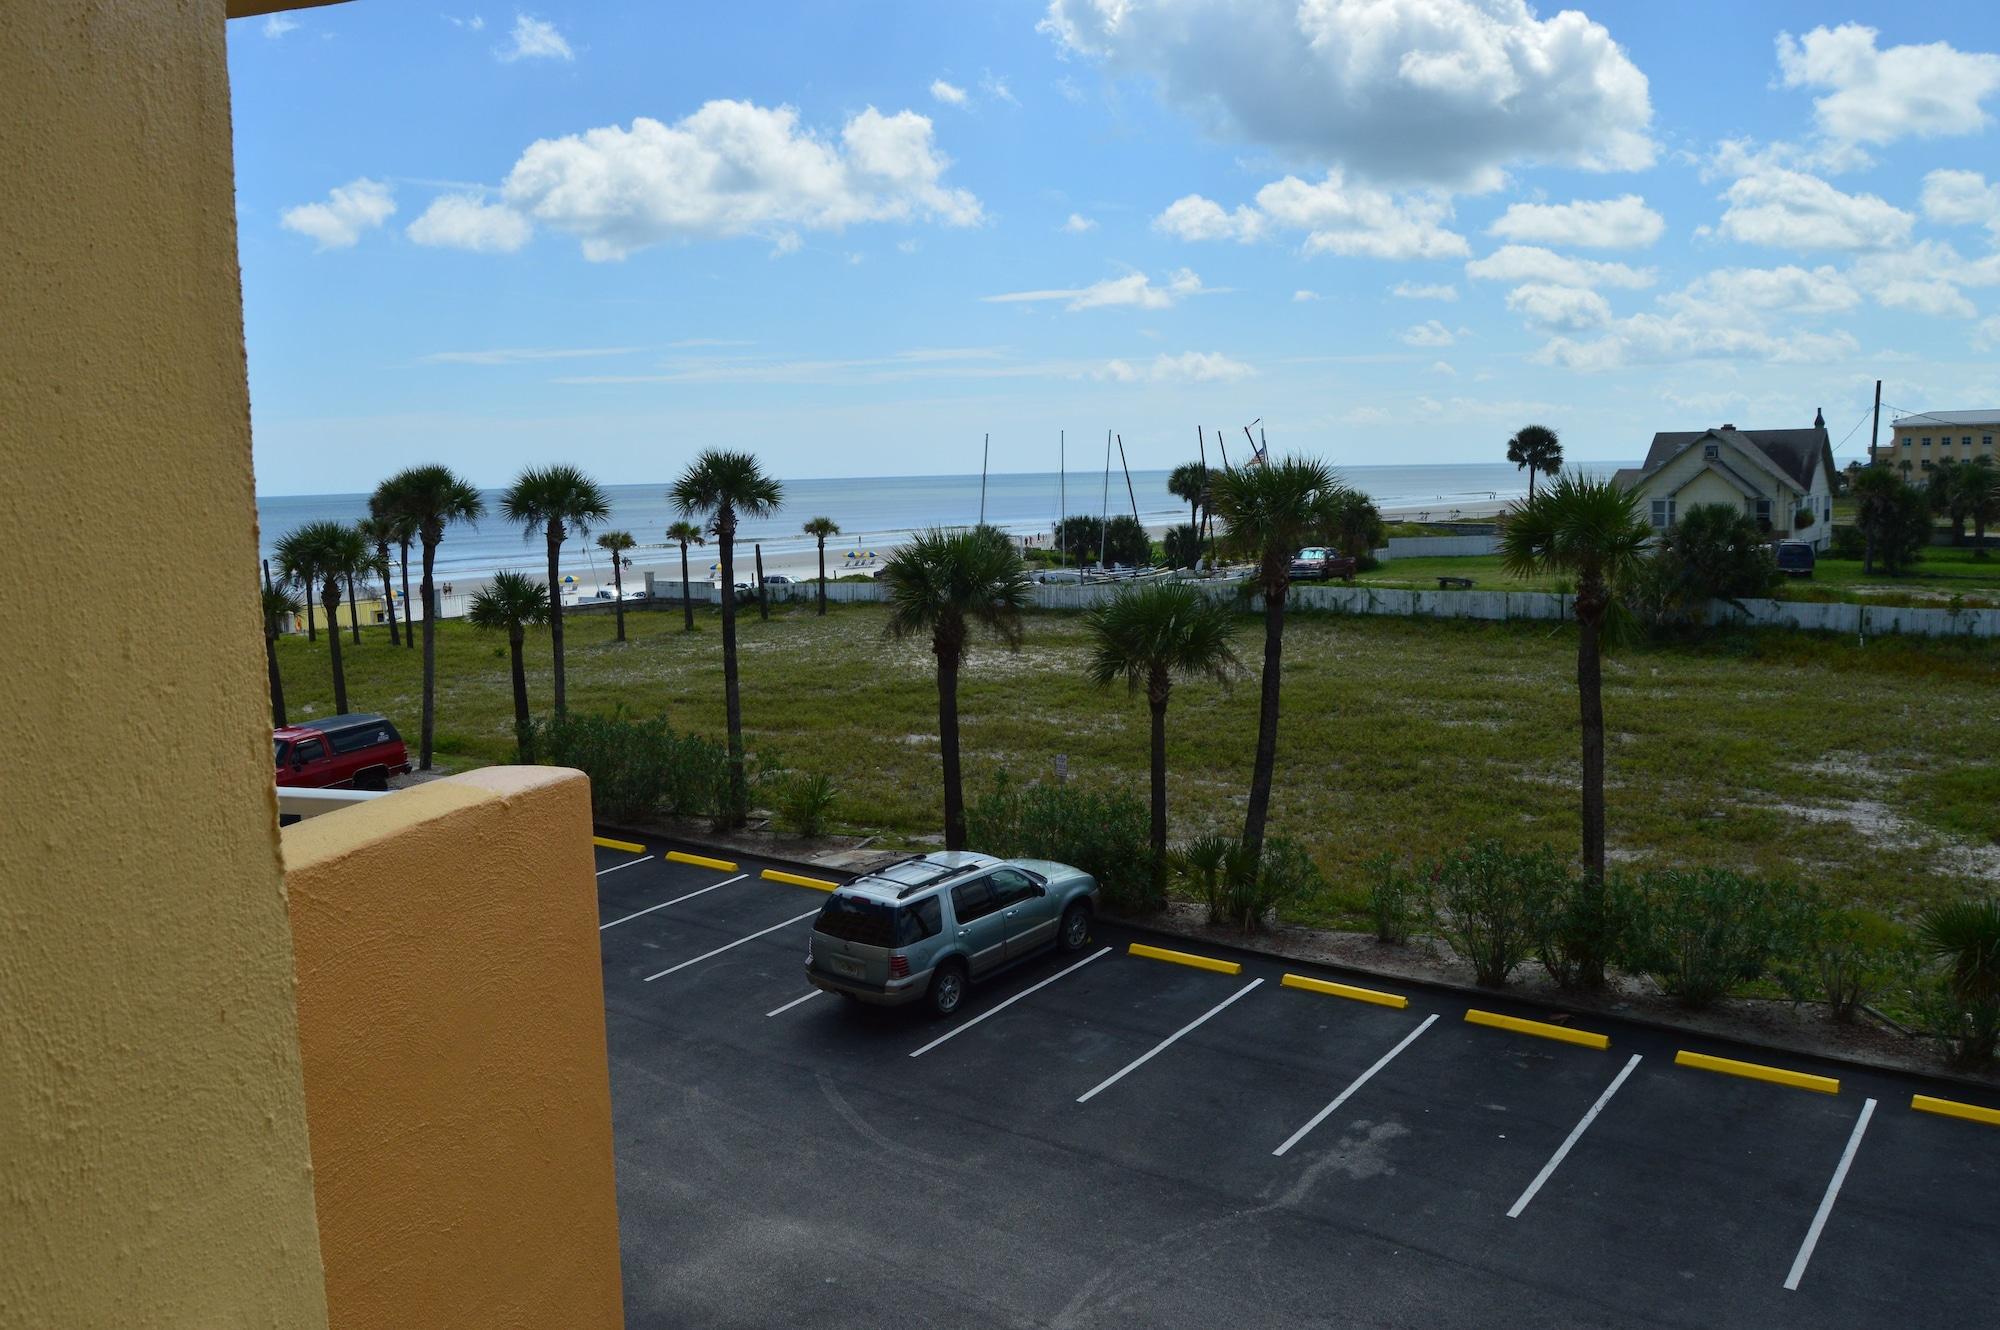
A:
468;570;550;762
1211;455;1336;869
882;527;1031;850
380;464;485;770
1951;458;1999;558
596;530;637;641
358;514;401;646
1085;582;1239;889
1316;486;1385;561
262;581;301;727
272;526;322;647
501;464;610;717
802;516;841;616
370;484;419;651
1167;461;1209;540
1851;464;1905;574
1500;473;1652;889
1917;896;2000;1066
279;520;368;715
666;519;706;632
671;450;784;826
1506;424;1564;501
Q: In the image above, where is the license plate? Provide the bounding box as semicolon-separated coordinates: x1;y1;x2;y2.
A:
832;955;864;978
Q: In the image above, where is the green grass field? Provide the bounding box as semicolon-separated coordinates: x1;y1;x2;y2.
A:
276;600;2000;927
1353;545;2000;606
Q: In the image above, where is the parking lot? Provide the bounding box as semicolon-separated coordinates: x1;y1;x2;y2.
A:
594;839;2000;1329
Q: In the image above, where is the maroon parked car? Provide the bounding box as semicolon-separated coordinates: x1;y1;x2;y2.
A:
274;714;410;791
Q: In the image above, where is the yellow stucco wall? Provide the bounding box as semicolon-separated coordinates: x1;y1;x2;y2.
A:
282;768;625;1330
0;3;331;1327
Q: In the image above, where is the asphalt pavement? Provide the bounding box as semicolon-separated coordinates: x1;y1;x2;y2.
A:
592;840;2000;1329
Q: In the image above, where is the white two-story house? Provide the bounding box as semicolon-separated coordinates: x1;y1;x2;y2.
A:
1612;413;1839;550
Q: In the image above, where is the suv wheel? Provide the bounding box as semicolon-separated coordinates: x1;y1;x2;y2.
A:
1059;903;1091;953
927;961;967;1018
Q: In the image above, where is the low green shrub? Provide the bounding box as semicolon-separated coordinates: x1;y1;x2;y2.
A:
536;710;728;823
1173;834;1234;926
774;770;836;838
1431;841;1561;986
1774;904;1906;1023
1362;852;1428;944
966;771;1156;912
1618;868;1814;1008
1538;870;1635;991
1913;897;2000;1066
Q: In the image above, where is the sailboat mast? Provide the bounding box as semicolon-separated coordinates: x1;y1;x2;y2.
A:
1116;434;1140;526
1058;430;1067;566
979;432;989;527
1100;429;1112;568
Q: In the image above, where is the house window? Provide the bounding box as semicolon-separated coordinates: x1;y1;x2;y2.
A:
1922;437;1931;447
1922;459;1933;470
1964;436;1974;448
1902;438;1913;449
1650;498;1674;529
1703;442;1720;460
1754;498;1772;525
1984;435;1994;449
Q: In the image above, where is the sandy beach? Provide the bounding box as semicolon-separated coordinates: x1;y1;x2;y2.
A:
405;497;1515;619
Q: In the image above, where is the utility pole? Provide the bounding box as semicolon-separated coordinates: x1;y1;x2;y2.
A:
979;432;989;527
1058;430;1066;567
1870;379;1882;466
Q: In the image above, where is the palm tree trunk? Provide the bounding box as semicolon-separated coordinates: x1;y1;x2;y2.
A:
1527;469;1536;502
1241;573;1287;869
1148;678;1170;897
419;540;438;770
305;591;316;643
323;580;349;714
611;555;626;642
1577;611;1607;884
719;512;747;826
546;527;567;717
937;649;965;850
755;543;769;621
816;538;827;616
399;539;415;650
346;573;362;645
679;542;694;632
266;625;287;727
380;549;401;646
509;629;532;762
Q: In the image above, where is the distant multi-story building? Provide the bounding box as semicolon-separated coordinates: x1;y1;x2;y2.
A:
1869;410;2000;484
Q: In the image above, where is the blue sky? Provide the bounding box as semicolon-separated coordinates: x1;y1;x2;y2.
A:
231;2;2000;495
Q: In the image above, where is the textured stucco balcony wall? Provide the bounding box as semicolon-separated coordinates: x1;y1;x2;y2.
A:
0;2;331;1326
282;768;624;1330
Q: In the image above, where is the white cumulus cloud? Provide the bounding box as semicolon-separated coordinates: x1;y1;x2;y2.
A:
1464;245;1654;290
1777;25;2000;146
1392;281;1458;301
491;102;981;261
1292;289;1321;302
986;269;1207;312
1061;213;1097;234
406;194;534;253
1039;0;1654;190
280;178;395;250
1489;194;1663;248
1096;351;1255;383
930;79;969;107
1400;320;1456;347
1712;167;1912;251
1156;171;1466;261
1666;265;1860;314
263;14;299;38
1505;283;1612;331
499;13;573;62
1921;169;2000;235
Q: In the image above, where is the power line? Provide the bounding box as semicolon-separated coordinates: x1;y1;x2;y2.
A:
1830;405;1873;455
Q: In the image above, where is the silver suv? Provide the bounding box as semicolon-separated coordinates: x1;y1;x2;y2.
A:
806;852;1100;1016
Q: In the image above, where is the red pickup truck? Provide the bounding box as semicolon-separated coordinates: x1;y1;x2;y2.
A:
274;713;410;791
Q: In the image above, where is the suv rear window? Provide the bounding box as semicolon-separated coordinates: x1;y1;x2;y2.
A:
329;722;397;754
816;895;941;947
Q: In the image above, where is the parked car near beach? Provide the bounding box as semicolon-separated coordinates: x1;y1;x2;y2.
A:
274;713;409;791
806;851;1099;1016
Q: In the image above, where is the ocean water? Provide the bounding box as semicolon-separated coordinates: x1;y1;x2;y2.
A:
255;462;1619;584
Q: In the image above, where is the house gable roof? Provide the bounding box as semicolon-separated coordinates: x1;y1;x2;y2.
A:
1669;457;1763;501
1638;424;1834;492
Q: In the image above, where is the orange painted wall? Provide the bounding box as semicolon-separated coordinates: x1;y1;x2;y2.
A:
282;768;624;1330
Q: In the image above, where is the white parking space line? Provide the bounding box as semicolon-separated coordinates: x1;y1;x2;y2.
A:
1507;1053;1642;1219
908;947;1112;1060
1077;978;1265;1104
1784;1097;1877;1292
600;874;750;930
767;990;825;1018
595;855;656;878
1273;1013;1439;1158
641;908;820;981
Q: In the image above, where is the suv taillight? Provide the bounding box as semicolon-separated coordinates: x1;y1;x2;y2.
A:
888;953;910;979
